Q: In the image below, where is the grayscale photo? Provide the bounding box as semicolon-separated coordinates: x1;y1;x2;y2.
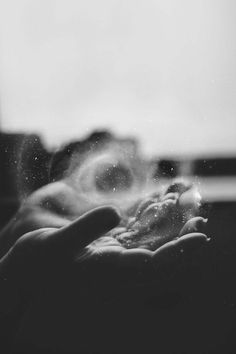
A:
0;1;236;353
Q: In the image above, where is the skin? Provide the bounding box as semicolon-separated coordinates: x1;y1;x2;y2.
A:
0;179;209;353
1;131;236;354
0;180;208;286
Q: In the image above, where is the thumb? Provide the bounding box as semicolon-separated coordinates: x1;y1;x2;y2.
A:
0;206;121;280
48;205;121;253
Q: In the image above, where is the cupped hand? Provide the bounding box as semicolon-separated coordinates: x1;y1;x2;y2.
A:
0;180;210;354
0;210;208;310
1;205;207;354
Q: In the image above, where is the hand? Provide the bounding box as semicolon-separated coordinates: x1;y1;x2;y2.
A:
0;180;209;307
0;205;208;295
0;206;208;354
0;179;210;354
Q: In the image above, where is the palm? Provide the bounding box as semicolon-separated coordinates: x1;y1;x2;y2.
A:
0;180;208;293
0;179;210;354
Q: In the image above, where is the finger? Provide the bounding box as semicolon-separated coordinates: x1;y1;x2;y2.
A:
152;232;209;269
179;217;208;237
119;248;153;269
0;206;121;280
50;206;121;252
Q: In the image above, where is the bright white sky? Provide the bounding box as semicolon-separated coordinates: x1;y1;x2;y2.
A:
0;0;236;156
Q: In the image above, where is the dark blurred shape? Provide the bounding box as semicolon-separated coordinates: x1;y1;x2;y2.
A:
49;130;114;181
0;133;51;228
0;133;22;228
1;130;236;232
49;130;138;182
95;162;133;193
193;157;236;176
153;159;179;179
153;156;236;179
205;201;236;248
0;130;140;228
17;135;51;195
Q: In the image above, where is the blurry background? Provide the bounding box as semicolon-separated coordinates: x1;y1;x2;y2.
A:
1;4;236;352
0;0;236;238
0;0;236;156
